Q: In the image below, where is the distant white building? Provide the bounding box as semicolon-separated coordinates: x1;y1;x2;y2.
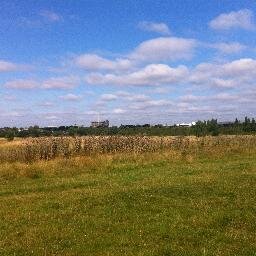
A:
176;121;196;127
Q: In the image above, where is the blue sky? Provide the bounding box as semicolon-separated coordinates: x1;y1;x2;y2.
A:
1;0;256;127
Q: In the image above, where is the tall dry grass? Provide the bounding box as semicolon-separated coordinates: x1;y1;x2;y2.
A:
0;135;255;163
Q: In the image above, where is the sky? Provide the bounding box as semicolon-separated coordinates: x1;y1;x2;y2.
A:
1;0;256;127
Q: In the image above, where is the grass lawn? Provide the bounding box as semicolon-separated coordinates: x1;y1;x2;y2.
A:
0;151;256;255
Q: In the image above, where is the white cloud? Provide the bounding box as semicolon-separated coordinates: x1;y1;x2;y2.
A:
138;21;171;35
44;115;59;120
210;42;246;54
100;94;118;101
209;9;255;30
42;76;79;89
0;60;18;72
84;57;256;90
38;101;55;107
179;93;239;103
123;94;150;102
75;37;196;72
4;79;39;89
129;37;197;62
95;92;174;114
3;95;17;101
179;94;204;102
147;87;171;94
59;93;82;101
83;110;98;116
75;54;132;71
212;93;239;101
129;99;172;110
112;108;127;114
39;10;62;22
86;64;189;86
210;78;237;88
3;76;80;90
221;58;256;77
0;111;25;118
99;91;150;104
190;58;256;88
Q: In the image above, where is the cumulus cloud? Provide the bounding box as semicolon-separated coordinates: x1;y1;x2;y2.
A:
4;79;39;89
179;93;239;103
138;21;171;35
190;58;256;88
189;71;237;88
95;92;173;115
59;93;82;101
75;54;132;71
75;36;197;73
210;42;246;54
112;108;127;114
3;76;79;90
100;94;118;101
129;37;197;62
0;60;19;72
212;93;239;101
147;87;171;94
99;92;150;104
85;64;189;86
42;76;79;89
38;101;55;107
83;56;256;90
221;58;256;77
0;111;25;118
173;91;256;122
44;115;59;120
129;99;172;110
210;78;237;88
209;9;255;30
179;94;205;102
118;92;150;102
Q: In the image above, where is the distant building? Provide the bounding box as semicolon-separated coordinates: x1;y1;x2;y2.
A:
91;120;109;128
176;122;196;127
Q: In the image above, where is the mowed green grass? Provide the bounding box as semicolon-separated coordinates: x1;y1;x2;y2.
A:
0;150;256;255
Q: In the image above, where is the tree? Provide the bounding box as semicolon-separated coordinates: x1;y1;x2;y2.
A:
5;130;15;141
208;119;219;136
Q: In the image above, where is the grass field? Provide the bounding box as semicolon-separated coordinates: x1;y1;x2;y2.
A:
0;137;256;255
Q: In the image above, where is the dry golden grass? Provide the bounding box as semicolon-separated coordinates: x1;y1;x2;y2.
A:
0;138;24;147
0;135;255;163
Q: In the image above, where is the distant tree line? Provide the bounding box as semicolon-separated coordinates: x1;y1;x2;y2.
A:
1;117;256;140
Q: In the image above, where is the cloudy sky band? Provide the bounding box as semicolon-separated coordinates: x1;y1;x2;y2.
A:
0;1;256;126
